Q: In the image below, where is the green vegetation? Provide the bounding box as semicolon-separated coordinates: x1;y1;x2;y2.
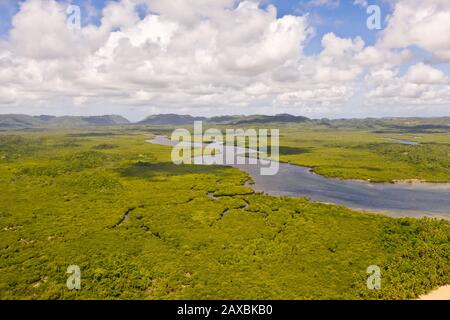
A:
176;122;450;182
0;126;449;300
275;126;450;182
0;114;129;130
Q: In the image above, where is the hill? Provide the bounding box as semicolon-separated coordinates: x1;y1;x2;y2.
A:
139;113;311;125
0;114;130;130
1;113;448;131
138;114;207;125
318;117;450;133
224;114;310;124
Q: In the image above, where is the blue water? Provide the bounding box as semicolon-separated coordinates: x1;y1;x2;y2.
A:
148;136;450;219
383;138;419;145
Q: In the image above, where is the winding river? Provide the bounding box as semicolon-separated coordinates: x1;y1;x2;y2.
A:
383;138;420;145
148;136;450;219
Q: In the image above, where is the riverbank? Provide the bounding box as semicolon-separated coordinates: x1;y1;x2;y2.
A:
418;285;450;300
2;129;449;300
148;136;450;219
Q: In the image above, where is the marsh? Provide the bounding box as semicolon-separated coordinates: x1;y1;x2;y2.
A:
149;136;450;219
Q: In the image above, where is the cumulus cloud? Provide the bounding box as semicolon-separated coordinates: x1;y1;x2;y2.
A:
0;0;360;116
379;0;450;61
366;63;450;105
405;63;447;84
356;0;450;108
0;0;448;118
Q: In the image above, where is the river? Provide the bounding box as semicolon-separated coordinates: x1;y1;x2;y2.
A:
383;138;419;145
148;136;450;219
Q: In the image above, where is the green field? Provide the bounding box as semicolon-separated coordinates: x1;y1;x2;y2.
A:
0;126;449;300
161;121;450;182
277;125;450;183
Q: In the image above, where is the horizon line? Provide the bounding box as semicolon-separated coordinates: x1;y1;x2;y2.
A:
1;113;450;124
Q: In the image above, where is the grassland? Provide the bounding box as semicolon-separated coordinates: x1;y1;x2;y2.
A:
0;126;449;300
276;124;450;183
152;122;450;182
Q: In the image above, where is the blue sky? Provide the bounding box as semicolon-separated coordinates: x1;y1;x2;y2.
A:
0;0;449;119
270;0;389;51
0;0;391;55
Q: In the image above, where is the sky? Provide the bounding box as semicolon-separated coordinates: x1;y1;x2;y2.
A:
0;0;449;121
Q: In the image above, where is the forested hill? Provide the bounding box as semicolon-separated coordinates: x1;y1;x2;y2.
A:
0;114;130;129
138;113;311;125
1;113;449;132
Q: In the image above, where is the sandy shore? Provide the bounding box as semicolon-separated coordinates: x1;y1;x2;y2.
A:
418;285;450;300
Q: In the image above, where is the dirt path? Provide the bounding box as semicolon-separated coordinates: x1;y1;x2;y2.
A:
418;285;450;300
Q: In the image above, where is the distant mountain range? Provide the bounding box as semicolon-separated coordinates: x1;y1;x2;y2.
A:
137;114;207;125
0;113;449;131
0;114;130;129
0;113;311;129
137;113;310;125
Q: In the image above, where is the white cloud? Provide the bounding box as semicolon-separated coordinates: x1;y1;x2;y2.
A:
0;0;360;116
379;0;450;61
353;0;368;8
357;0;450;109
405;63;447;84
366;63;450;105
307;0;340;9
0;0;448;118
355;46;412;68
